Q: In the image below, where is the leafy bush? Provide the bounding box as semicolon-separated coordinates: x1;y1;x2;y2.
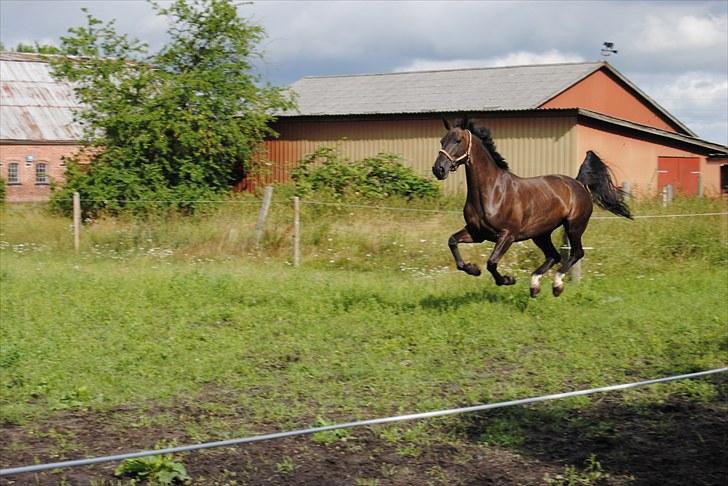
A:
291;146;440;200
50;159;227;218
0;176;5;205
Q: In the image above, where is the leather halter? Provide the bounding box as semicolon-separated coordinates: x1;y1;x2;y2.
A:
438;129;472;168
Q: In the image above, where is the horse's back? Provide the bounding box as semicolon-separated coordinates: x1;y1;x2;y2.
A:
509;174;592;238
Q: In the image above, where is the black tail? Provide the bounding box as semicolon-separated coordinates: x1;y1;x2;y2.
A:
576;151;632;219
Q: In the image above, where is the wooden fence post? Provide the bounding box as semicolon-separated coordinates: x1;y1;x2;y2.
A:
662;184;673;207
621;181;631;200
73;192;81;253
255;186;273;249
293;196;300;267
696;172;704;197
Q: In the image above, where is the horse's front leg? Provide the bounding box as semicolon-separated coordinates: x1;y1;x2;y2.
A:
448;227;482;276
486;232;516;286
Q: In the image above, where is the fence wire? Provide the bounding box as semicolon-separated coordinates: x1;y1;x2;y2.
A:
1;367;726;477
52;196;728;220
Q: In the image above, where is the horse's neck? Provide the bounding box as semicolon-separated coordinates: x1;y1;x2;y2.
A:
464;142;505;201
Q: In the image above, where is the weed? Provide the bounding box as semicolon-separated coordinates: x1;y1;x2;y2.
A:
114;453;190;485
474;414;527;447
380;463;399;478
355;478;380;486
545;455;612;485
273;456;296;475
310;416;352;445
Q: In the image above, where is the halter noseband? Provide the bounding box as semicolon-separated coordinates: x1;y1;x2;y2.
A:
438;129;472;169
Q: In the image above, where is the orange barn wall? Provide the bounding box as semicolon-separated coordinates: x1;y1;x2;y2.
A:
542;69;679;133
576;125;720;196
0;143;80;202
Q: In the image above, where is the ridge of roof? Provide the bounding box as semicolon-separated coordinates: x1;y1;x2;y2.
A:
296;61;605;81
0;51;58;62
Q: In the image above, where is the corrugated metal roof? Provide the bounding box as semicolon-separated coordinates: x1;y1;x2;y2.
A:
0;53;83;141
282;62;603;116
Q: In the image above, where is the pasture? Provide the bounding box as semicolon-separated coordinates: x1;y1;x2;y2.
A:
1;196;727;485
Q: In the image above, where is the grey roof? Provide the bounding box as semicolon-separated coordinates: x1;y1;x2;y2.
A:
281;61;695;136
0;52;83;142
283;62;604;116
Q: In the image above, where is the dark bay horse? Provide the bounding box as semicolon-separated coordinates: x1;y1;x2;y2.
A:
432;118;631;297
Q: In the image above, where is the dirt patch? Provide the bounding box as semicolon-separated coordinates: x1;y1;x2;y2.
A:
2;383;727;485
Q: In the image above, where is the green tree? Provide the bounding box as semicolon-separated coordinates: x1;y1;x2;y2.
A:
12;42;61;54
50;0;294;216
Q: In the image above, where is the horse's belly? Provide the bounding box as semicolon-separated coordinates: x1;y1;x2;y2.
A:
466;223;498;242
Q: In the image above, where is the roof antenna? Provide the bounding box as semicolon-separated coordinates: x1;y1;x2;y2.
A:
601;42;618;57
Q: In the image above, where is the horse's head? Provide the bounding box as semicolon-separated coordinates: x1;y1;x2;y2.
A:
432;118;472;180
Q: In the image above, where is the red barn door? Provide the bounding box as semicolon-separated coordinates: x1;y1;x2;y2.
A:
657;157;700;195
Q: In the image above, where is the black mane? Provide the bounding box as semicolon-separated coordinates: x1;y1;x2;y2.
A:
462;121;509;171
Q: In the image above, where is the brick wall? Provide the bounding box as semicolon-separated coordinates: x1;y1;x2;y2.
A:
0;143;80;202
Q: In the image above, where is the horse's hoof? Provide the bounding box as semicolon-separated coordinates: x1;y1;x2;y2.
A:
530;286;540;298
553;285;564;297
501;275;516;286
463;263;481;276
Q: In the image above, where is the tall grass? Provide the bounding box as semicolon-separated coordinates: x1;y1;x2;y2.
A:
2;195;725;267
0;195;726;426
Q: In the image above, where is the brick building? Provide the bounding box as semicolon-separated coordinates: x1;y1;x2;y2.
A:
0;52;83;202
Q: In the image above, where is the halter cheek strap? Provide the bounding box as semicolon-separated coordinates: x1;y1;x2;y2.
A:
438;129;472;165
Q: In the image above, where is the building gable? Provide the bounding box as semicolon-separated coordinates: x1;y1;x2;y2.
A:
540;65;690;136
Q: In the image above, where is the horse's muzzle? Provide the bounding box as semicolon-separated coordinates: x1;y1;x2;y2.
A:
432;159;451;180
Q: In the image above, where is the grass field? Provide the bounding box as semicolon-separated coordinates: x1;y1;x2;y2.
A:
1;196;727;485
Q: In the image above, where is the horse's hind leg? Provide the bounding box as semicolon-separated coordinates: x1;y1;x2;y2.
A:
449;227;483;276
530;233;561;297
553;221;587;297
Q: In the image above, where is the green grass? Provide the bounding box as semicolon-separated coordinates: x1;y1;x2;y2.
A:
1;197;726;431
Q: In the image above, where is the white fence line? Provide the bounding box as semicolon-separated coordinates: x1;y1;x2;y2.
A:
61;197;728;221
1;367;726;477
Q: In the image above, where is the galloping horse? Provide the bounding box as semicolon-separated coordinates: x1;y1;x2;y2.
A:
432;117;631;297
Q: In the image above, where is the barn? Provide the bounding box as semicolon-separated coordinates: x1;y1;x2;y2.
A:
0;52;83;202
263;61;727;197
2;55;726;201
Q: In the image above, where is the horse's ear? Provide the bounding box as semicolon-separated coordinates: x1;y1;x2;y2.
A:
461;114;470;129
442;118;451;130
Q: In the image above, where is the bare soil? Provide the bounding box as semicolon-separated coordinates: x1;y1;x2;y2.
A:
2;382;727;485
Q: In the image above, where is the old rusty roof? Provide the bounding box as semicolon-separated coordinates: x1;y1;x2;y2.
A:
0;52;84;142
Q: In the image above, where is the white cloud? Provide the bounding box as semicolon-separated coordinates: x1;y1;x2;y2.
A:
636;72;728;144
648;73;728;111
637;14;727;52
394;49;585;73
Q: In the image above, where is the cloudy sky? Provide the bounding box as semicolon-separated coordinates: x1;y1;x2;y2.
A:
2;0;726;144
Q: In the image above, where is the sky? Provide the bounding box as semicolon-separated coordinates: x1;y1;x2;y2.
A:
1;0;727;145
